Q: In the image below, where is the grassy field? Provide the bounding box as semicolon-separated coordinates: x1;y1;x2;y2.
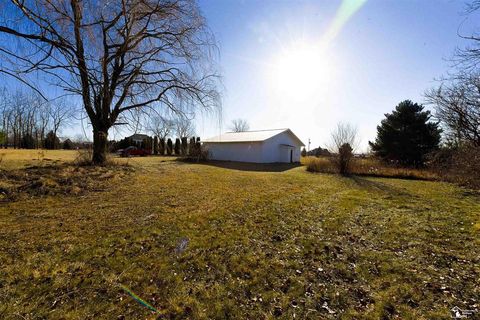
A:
0;149;479;319
0;149;80;170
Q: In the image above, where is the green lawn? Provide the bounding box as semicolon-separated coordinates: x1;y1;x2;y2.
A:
0;150;479;319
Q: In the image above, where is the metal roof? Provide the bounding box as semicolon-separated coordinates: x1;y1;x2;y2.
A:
203;128;305;146
129;133;150;141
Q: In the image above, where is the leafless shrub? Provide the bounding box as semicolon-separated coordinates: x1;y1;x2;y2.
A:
36;150;45;163
183;145;209;162
74;149;94;166
329;122;358;175
429;145;480;189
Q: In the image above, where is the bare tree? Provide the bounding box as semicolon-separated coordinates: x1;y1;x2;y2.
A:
329;122;358;151
425;78;480;147
36;103;51;149
329;122;358;175
147;114;175;140
9;91;27;148
424;4;480;147
0;88;10;147
175;116;195;138
229;118;250;132
49;99;75;138
0;0;220;164
0;88;75;149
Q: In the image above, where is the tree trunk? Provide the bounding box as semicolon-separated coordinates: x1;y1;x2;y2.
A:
92;129;108;165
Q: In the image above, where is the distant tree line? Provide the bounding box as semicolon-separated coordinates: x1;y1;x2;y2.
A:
0;88;75;149
303;146;330;157
113;135;203;157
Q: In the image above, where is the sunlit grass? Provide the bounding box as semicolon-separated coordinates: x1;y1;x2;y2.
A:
0;149;78;170
0;152;478;318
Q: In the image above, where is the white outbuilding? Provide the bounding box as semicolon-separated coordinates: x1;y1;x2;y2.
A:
203;128;305;163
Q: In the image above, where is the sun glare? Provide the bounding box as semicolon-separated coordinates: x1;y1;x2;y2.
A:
267;0;368;103
270;43;331;102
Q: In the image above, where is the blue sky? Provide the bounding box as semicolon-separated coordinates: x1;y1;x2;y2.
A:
2;0;477;150
195;0;478;151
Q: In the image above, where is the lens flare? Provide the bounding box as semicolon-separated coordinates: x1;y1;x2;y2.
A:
268;0;367;102
321;0;368;46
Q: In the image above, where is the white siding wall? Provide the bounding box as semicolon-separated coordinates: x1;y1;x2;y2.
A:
203;142;264;163
261;132;302;163
204;131;303;163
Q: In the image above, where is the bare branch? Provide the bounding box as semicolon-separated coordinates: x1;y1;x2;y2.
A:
229;118;250;132
0;0;221;163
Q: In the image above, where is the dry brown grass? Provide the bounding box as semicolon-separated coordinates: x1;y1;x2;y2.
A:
0;149;134;202
0;151;478;319
0;149;152;170
0;149;78;170
303;156;337;173
0;164;133;202
303;156;438;180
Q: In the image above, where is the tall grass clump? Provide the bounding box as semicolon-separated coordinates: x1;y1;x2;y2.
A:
352;157;437;180
303;156;336;173
303;156;438;181
74;149;94;166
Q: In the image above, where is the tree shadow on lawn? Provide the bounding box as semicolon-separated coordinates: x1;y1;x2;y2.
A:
194;160;302;172
348;175;415;198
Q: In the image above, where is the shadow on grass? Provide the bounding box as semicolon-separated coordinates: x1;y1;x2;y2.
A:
348;175;415;198
193;160;302;172
352;171;437;181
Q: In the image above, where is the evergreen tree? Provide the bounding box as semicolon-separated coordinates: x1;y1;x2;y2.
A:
188;137;195;155
141;136;152;152
63;139;74;150
115;137;133;151
153;136;159;155
301;148;307;157
44;131;60;149
20;133;35;149
0;131;7;147
181;137;188;155
195;137;201;154
369;100;441;166
166;138;173;155
159;138;165;155
174;138;181;155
